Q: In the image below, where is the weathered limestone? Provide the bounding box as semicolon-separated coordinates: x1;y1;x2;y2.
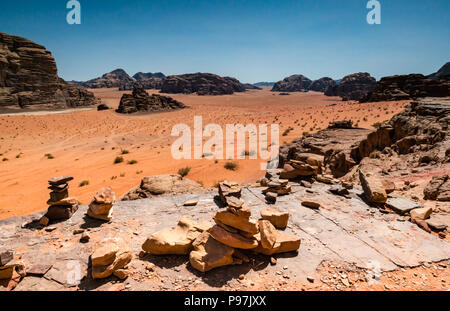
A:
142;216;211;255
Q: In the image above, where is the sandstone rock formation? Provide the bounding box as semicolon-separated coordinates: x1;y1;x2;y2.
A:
87;187;115;221
308;77;337;92
120;174;204;201
260;208;289;229
271;75;312;92
325;72;376;101
161;73;246;95
0;32;98;111
91;238;132;280
360;74;450;102
116;87;186;114
119;72;166;91
359;168;387;204
142;216;211;255
424;175;450;201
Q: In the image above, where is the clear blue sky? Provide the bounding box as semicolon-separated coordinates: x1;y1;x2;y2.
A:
0;0;449;83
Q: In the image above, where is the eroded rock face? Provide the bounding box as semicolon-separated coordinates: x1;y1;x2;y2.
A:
116;87;186;114
424;175;450;201
0;32;98;111
308;77;337;92
161;73;245;95
142;216;211;255
120;174;204;201
271;75;312;92
360;74;450;102
325;72;376;101
429;62;450;79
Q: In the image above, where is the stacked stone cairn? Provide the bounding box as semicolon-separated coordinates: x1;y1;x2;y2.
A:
87;186;115;221
39;176;79;226
141;180;301;273
260;170;291;204
0;249;25;290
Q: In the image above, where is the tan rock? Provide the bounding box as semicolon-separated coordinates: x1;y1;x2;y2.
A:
227;203;251;218
91;239;132;279
381;179;396;194
91;243;120;266
94;186;115;204
87;205;113;221
47;197;78;206
39;216;49;226
214;211;259;235
113;269;129;280
359;169;387;204
183;200;198;206
260;208;289;229
142;216;211;255
410;207;433;220
209;225;258;249
255;220;301;255
316;175;333;184
301;201;321;209
189;232;236;272
218;181;241;203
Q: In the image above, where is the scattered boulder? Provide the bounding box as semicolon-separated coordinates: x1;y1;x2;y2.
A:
142;216;211;255
254;220;300;256
120;174;204;201
301;201;321;210
116;87;186;114
97;103;110;111
359;169;387;204
410;207;433;221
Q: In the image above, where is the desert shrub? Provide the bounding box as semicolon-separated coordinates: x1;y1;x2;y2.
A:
121;149;129;155
127;160;138;165
114;156;124;164
45;153;54;159
372;122;382;129
79;180;89;187
224;161;238;171
178;167;191;177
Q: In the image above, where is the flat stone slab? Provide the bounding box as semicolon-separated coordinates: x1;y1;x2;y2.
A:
386;197;422;215
0;183;449;291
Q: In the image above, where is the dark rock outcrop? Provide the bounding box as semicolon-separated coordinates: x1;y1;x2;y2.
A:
429;62;450;79
242;83;262;90
325;72;376;101
75;69;135;89
116;87;186;114
360;74;450;102
271;75;312;92
119;72;166;91
160;73;245;95
253;82;275;87
308;77;337;92
0;32;98;111
133;72;165;80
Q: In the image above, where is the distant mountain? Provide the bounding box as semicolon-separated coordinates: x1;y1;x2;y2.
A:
429;62;450;79
133;72;166;80
73;69;135;89
325;72;376;101
271;75;312;92
253;82;275;87
308;77;337;92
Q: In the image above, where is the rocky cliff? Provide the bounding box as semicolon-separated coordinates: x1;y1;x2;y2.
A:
325;72;376;101
116;87;186;114
160;73;246;95
308;77;337;92
0;32;98;111
360;74;450;102
429;62;450;79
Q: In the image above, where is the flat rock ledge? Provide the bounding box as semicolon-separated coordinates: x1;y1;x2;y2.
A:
1;183;449;291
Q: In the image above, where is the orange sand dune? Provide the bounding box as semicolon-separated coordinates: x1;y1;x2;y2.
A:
0;88;409;219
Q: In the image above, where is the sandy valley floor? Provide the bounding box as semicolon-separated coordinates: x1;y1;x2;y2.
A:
0;88;409;219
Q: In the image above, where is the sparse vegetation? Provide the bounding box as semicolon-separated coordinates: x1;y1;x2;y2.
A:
114;156;124;164
224;161;238;171
121;149;129;155
79;180;89;187
178;166;191;177
45;153;54;159
127;160;138;165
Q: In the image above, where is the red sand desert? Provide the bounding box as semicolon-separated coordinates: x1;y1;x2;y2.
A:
0;87;409;219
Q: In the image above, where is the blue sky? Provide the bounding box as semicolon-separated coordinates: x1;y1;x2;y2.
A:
0;0;449;83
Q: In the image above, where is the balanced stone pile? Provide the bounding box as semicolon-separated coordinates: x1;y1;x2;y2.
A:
87;186;115;221
260;170;291;204
279;153;324;180
40;176;79;225
0;249;25;290
91;238;132;280
141;181;301;273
